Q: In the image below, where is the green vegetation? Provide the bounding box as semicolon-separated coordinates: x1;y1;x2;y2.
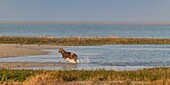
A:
0;36;170;46
1;36;170;84
0;67;170;84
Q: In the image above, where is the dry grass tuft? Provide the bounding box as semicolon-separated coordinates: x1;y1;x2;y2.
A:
151;79;170;85
1;68;170;84
23;73;58;85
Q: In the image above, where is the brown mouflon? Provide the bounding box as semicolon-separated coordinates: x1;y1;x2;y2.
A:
58;48;79;63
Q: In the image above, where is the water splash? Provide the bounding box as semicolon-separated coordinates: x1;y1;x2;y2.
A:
79;56;90;64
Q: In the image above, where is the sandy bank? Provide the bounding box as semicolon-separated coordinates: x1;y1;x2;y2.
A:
0;44;60;58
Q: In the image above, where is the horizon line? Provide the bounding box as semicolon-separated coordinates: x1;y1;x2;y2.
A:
0;21;170;24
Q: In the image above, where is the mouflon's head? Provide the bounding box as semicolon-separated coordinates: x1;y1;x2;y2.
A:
58;48;64;53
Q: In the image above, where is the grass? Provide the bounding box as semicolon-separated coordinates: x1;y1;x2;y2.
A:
1;36;170;84
1;67;170;84
0;36;170;46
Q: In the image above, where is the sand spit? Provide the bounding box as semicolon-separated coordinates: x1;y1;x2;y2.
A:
0;44;60;58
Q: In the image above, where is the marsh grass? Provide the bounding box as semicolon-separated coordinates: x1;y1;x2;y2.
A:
1;67;170;84
0;36;170;46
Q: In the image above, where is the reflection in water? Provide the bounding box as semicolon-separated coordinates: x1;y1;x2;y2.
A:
61;63;77;70
1;45;170;71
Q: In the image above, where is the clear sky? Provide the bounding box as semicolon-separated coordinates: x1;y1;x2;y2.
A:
0;0;170;22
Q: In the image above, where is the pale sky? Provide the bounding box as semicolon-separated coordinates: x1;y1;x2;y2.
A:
0;0;170;22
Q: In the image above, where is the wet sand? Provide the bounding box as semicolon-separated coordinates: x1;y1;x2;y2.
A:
0;44;60;58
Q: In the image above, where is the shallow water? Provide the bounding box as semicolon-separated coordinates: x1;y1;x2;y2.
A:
1;45;170;71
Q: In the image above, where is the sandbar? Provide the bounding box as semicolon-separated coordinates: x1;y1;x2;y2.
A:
0;44;60;58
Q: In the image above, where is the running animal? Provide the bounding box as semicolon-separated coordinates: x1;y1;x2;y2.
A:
58;48;79;63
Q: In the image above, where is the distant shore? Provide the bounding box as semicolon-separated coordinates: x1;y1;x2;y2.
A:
1;21;170;24
0;36;170;46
